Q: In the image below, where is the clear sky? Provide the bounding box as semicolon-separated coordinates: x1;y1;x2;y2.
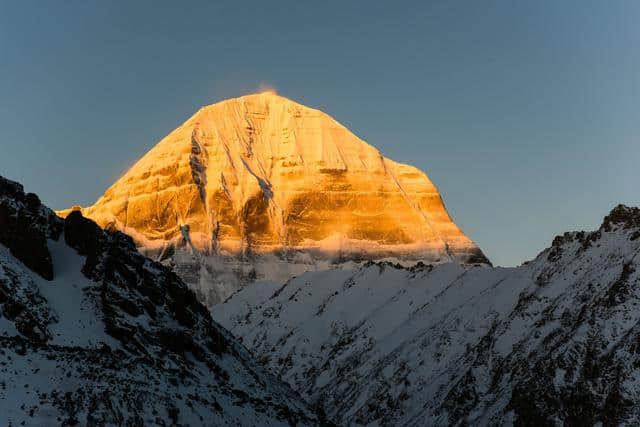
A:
1;1;638;266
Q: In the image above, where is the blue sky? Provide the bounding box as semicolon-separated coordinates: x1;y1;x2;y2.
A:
1;0;638;266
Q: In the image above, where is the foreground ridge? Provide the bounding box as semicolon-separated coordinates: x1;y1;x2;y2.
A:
0;175;323;426
219;203;640;426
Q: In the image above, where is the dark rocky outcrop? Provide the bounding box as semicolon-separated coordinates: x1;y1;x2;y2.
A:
0;176;61;279
602;204;640;232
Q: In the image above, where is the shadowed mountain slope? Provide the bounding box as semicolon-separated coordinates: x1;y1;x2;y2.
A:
219;204;640;426
0;175;324;426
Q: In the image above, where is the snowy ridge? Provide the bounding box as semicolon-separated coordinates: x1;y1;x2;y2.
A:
0;175;324;426
219;205;640;425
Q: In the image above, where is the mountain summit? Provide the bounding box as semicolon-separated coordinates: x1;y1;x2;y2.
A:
60;92;488;302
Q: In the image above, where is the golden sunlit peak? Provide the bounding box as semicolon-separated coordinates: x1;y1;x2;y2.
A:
257;82;277;95
58;90;487;271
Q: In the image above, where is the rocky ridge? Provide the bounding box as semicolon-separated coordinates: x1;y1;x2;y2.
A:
0;175;324;426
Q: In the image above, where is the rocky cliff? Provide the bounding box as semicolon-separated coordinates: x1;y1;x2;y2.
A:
58;92;488;304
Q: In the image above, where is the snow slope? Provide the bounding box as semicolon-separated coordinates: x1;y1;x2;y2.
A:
0;175;324;426
219;205;640;426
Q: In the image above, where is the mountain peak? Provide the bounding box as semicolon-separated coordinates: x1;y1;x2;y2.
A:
194;91;337;131
205;90;293;106
59;94;488;302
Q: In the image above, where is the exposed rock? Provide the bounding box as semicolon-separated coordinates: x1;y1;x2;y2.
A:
0;176;61;280
601;204;640;232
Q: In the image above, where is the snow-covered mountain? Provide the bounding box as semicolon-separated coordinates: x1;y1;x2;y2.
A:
218;205;640;426
58;92;488;305
0;175;325;426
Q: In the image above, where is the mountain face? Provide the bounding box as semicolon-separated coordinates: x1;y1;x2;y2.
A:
0;175;323;426
218;205;640;426
58;92;488;304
